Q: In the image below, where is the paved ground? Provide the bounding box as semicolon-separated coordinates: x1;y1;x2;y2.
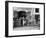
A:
13;25;40;31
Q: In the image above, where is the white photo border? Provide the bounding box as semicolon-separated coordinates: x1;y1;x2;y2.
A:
5;1;45;37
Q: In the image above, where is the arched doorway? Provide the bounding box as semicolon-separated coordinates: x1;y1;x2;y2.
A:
18;11;27;26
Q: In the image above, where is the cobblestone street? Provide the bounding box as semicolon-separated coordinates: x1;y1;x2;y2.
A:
14;25;40;31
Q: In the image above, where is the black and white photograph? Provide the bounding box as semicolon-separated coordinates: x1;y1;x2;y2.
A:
5;1;45;37
13;7;40;30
